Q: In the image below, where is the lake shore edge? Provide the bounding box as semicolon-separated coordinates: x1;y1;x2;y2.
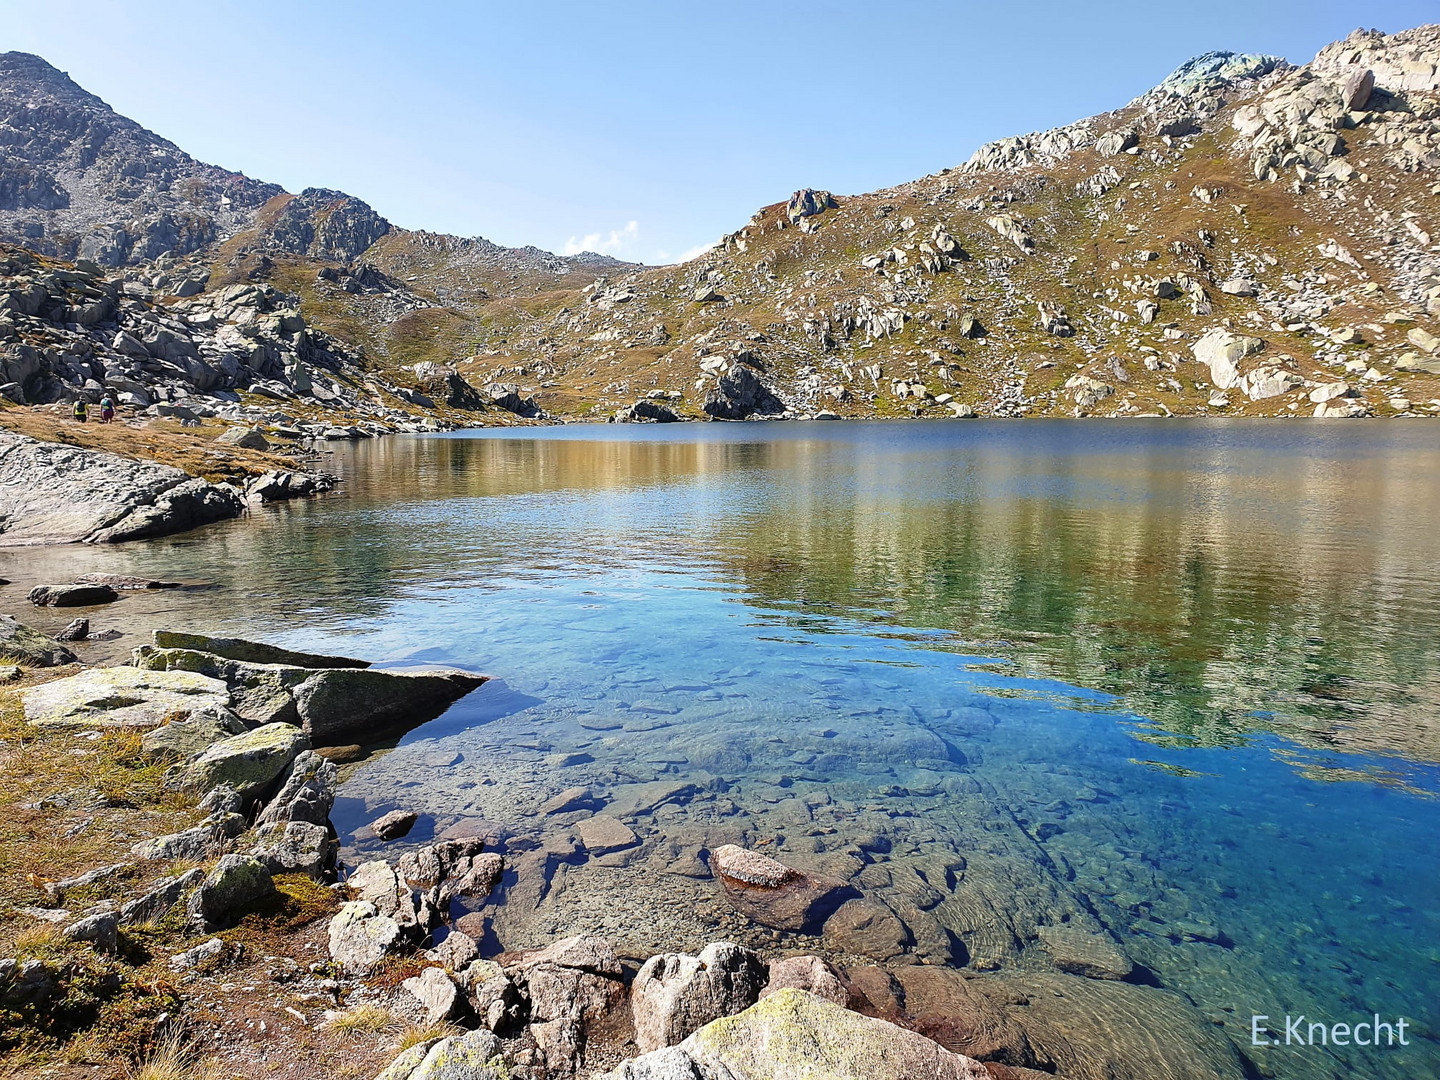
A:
0;622;1259;1080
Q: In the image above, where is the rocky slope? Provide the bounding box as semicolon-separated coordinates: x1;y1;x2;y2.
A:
457;26;1438;423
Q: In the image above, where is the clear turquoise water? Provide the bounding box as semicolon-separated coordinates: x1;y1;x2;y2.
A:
6;419;1437;1077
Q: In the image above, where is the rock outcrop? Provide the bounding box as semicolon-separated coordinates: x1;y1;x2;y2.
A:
0;429;243;545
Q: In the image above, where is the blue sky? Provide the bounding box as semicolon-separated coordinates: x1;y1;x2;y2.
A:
1;1;1433;264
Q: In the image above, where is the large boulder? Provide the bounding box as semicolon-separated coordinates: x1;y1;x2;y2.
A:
0;615;76;667
187;854;275;928
0;429;243;546
603;989;989;1080
254;749;337;826
711;845;857;933
22;665;230;728
28;583;118;607
182;722;310;798
702;365;785;421
374;1028;507;1080
1191;328;1265;390
329;900;405;975
290;667;487;743
632;942;767;1052
151;630;369;669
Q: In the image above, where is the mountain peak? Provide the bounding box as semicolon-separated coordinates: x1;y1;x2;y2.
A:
0;50;103;106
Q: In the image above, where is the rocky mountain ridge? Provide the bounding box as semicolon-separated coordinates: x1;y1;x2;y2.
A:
0;28;1437;427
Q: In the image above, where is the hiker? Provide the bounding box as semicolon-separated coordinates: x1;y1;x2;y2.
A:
72;399;88;423
165;386;176;404
99;393;115;423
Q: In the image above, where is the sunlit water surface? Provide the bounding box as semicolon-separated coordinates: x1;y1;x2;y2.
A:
6;420;1438;1078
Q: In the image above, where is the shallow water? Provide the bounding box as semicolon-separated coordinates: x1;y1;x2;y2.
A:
6;419;1438;1077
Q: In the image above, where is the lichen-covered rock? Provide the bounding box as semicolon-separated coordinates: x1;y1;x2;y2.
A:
139;706;246;762
632;941;767;1052
132;645;309;725
187;854;274;928
0;614;76;667
119;868;205;925
150;630;370;669
22;665;229;728
254;749;336;826
250;820;336;878
62;912;117;953
604;988;989;1080
131;812;245;861
183;722;310;798
376;1027;507;1080
328;900;404;975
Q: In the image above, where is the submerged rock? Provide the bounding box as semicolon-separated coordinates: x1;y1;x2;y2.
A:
0;614;76;667
712;845;857;933
1036;925;1134;980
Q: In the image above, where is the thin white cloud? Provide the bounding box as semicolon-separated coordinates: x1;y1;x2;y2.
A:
563;220;639;256
652;242;715;265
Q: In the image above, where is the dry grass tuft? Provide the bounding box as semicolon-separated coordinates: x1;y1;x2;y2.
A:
395;1020;461;1052
325;1003;400;1038
120;1029;226;1080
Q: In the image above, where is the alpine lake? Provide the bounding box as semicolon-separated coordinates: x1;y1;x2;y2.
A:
7;419;1438;1079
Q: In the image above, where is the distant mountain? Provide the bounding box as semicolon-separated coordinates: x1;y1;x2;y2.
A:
0;51;629;279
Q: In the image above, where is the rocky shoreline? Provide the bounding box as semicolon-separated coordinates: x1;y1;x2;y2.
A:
0;617;1257;1079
